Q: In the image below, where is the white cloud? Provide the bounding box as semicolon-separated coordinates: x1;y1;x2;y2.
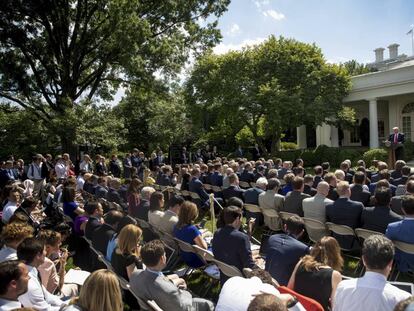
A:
253;0;270;9
263;9;285;21
226;23;241;36
213;37;267;55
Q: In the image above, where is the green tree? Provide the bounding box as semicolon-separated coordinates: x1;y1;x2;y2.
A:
0;0;229;152
116;83;191;152
341;60;375;76
185;36;352;155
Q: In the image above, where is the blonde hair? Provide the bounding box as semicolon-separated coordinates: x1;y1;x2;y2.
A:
301;236;344;272
76;269;123;311
117;224;142;256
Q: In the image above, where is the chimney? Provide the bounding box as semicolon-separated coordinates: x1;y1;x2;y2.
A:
388;43;399;59
374;47;385;62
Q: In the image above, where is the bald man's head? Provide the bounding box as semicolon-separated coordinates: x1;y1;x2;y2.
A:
316;181;330;197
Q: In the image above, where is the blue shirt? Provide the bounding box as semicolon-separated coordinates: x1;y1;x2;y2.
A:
173;224;204;268
106;234;118;261
63;202;78;220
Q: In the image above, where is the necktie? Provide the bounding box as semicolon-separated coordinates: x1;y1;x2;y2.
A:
394;134;398;143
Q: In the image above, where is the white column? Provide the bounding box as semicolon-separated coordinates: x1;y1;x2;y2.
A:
316;123;332;146
369;98;379;148
296;125;307;149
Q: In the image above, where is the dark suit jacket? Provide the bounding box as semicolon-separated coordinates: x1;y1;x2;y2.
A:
210;172;223;187
282;191;310;217
390;195;405;215
92;223;115;254
95;185;108;199
265;233;309;286
392;176;408;187
327;186;339;201
239;170;255;183
158;174;172;186
326;198;363;249
312;175;323;189
389;132;405;143
85;216;102;240
361;205;403;233
386;219;414;272
350;184;371;206
222;185;245;202
107;188;124;206
189;177;209;202
136;199;150;221
370;173;380;183
243;188;264;205
369;182;396;196
212;225;256;285
303;185;317;197
391;170;402;180
109;160;121;178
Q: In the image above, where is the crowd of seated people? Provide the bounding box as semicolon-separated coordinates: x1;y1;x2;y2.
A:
1;150;414;310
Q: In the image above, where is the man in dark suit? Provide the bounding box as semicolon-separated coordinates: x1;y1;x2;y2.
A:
369;170;397;196
303;175;317;196
210;163;223;187
189;168;210;203
212;206;257;285
265;215;309;286
158;165;173;186
388;127;405;160
281;177;310;217
253;165;266;182
107;178;126;209
391;180;414;215
222;173;245;203
312;165;323;188
391;160;406;180
324;173;339;201
239;163;255;184
135;187;155;221
91;210;123;254
244;177;267;205
0;161;17;188
392;166;411;187
153;151;165;167
84;202;104;240
251;143;261;161
340;161;353;183
95;176;108;199
326;181;364;249
370;162;389;183
350;171;371;206
386;195;414;273
361;187;402;233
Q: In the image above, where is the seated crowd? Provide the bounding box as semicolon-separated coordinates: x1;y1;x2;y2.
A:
0;150;414;311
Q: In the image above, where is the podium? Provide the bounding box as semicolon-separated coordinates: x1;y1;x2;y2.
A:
384;141;402;169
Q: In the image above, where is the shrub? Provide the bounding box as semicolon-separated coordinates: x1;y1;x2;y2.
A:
362;148;388;166
280;142;298;150
403;141;414;161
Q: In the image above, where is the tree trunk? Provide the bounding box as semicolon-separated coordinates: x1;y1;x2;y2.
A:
59;127;78;161
270;132;281;156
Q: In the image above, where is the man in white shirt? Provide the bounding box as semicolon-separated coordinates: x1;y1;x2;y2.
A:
333;235;410;311
216;269;304;311
2;189;21;224
27;154;45;199
54;156;68;181
302;181;333;223
158;195;184;235
0;260;30;311
17;237;65;311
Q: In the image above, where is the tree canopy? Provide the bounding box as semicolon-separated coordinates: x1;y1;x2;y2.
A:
185;35;353;155
0;0;230;152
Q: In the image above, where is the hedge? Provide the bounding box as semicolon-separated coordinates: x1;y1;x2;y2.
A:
274;145;365;168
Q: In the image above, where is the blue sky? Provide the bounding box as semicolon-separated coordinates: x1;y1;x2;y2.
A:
213;0;414;63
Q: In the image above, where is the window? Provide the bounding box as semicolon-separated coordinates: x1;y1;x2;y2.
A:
378;119;385;139
350;119;360;143
403;116;411;141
